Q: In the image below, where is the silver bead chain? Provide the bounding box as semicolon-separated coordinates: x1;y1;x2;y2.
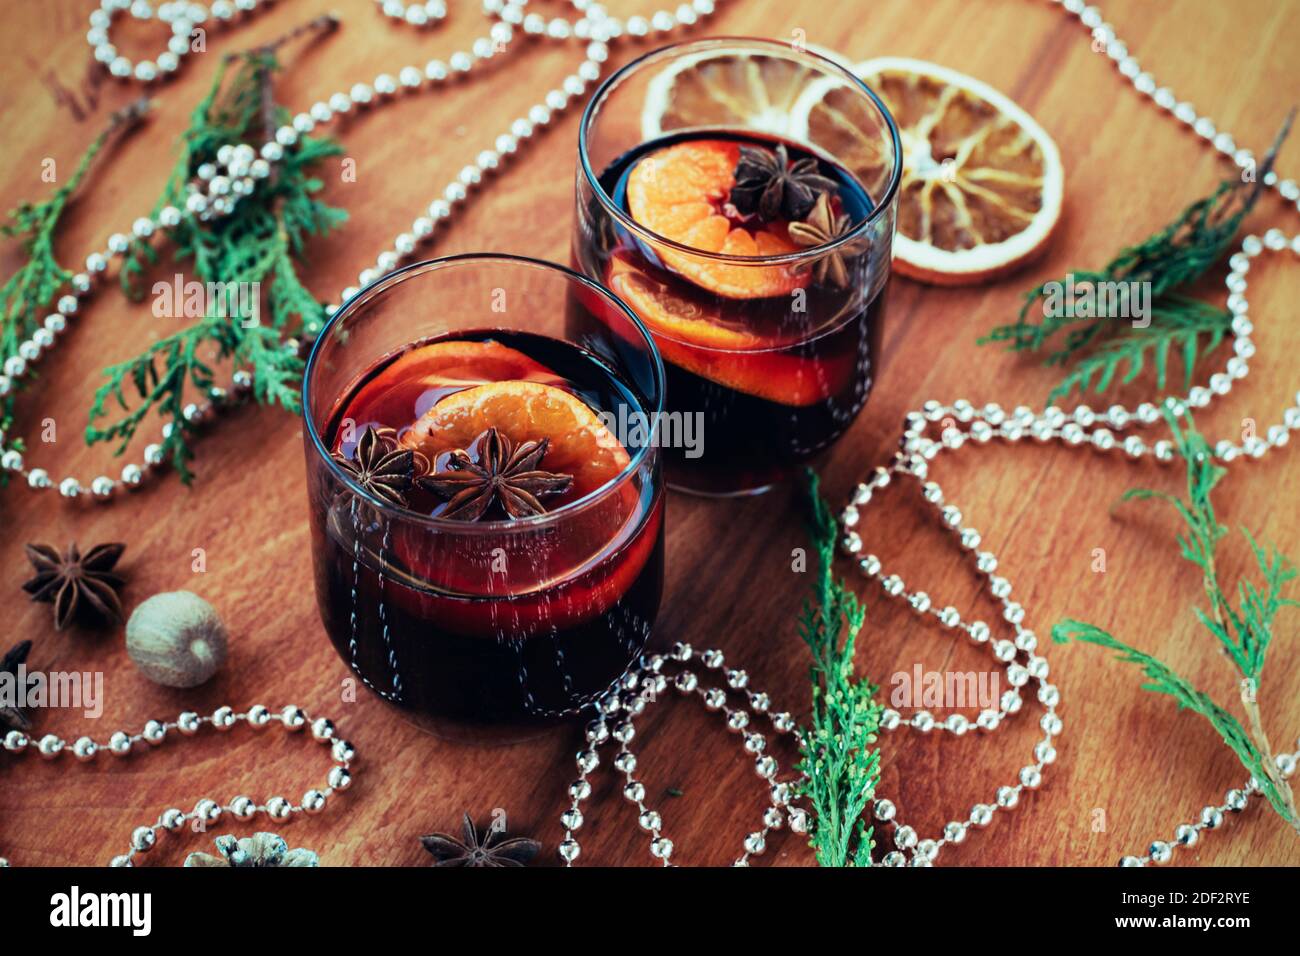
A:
376;0;450;29
0;705;357;867
0;0;723;500
831;0;1300;868
557;643;809;867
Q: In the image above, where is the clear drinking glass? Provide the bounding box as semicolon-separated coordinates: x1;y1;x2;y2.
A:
574;37;901;495
302;254;665;732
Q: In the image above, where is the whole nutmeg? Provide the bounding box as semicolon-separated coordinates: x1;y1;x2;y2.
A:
125;591;228;688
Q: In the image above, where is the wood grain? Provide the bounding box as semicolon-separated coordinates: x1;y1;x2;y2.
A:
2;0;1299;867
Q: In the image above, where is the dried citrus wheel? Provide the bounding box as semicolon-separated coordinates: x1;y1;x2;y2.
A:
640;45;854;140
339;339;567;430
625;139;805;300
400;381;631;500
605;254;850;407
844;57;1063;285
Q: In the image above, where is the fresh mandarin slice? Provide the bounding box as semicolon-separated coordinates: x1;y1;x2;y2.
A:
625;139;806;299
337;339;566;436
389;380;649;635
605;254;849;407
400;381;631;500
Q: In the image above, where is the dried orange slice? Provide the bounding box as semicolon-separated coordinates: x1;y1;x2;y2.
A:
338;339;566;430
640;44;854;140
400;381;630;500
605;255;850;407
846;57;1063;285
625;139;805;300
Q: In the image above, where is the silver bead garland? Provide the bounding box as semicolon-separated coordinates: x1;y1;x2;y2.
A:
557;643;808;867
0;705;356;867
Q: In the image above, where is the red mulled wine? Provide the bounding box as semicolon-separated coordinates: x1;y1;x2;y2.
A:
574;130;887;494
311;329;663;725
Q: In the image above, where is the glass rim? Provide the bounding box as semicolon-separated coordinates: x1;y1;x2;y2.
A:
578;36;903;266
301;253;667;532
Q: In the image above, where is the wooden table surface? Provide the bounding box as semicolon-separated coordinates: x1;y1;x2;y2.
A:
2;0;1298;868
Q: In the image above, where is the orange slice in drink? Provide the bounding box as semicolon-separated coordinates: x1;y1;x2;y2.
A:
625;139;806;300
337;339;567;434
842;57;1063;285
390;381;647;635
401;381;631;501
605;254;849;407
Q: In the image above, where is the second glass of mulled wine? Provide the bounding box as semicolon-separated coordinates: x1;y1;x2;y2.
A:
574;38;902;495
302;255;665;733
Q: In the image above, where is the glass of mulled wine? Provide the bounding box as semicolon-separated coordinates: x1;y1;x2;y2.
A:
302;255;666;733
574;38;902;495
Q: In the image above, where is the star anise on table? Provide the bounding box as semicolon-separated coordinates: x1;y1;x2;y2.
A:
419;812;541;867
418;427;573;521
788;192;859;289
1;640;34;732
331;425;418;508
22;542;126;631
729;142;838;222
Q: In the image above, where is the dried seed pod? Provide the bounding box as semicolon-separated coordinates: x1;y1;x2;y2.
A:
125;591;228;688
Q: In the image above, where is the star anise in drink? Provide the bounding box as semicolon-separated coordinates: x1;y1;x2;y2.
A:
729;142;838;222
419;812;541;867
331;425;418;508
418;427;573;521
788;192;860;288
22;542;126;631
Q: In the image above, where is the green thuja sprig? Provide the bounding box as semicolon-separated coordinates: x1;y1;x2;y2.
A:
1041;296;1231;405
0;98;151;439
980;111;1293;406
88;16;344;482
1053;409;1300;835
796;470;882;866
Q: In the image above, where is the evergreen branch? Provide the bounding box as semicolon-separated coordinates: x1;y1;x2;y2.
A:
0;98;151;435
1053;408;1300;833
88;20;345;482
1234;529;1299;679
795;469;882;866
1045;297;1232;404
1051;618;1292;824
980;112;1292;404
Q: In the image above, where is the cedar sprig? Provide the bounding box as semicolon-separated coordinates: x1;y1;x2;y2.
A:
0;98;151;444
795;469;882;866
980;112;1293;404
1053;408;1300;834
1043;295;1232;404
90;20;345;482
